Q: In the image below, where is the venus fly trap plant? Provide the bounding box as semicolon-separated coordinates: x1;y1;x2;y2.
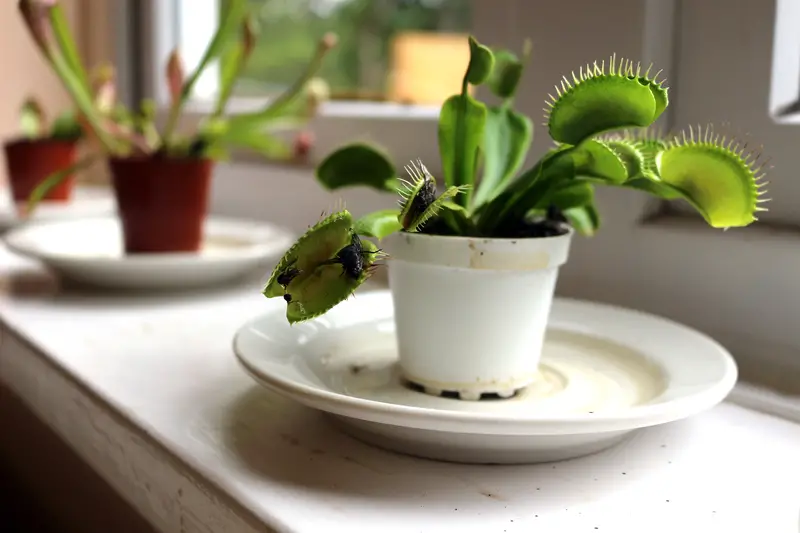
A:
17;97;83;143
266;35;770;324
18;0;335;212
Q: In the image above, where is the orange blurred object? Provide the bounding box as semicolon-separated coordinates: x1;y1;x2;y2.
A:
388;32;472;105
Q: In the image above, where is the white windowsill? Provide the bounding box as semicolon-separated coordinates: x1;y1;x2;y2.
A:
182;98;442;121
0;191;799;533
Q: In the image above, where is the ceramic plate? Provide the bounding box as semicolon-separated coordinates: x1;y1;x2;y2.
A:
4;215;295;290
234;290;737;464
0;187;114;232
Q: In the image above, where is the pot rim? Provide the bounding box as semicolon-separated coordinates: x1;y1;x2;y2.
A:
108;154;215;165
384;227;573;270
4;136;80;149
388;226;575;244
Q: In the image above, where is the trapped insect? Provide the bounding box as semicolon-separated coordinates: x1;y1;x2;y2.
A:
324;232;382;280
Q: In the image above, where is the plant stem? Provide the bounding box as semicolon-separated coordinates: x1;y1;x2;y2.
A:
452;72;470;208
242;35;336;125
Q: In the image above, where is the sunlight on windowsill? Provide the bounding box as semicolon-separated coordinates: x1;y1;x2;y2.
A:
183;98;441;121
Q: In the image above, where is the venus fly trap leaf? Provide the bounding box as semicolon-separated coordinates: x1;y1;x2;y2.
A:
17;0;339;194
162;0;248;144
166;50;185;108
563;205;601;236
397;160;469;232
475;105;533;207
354;210;402;240
264;210;354;299
487;49;524;99
20;99;45;138
27;155;97;213
438;94;486;205
50;109;82;140
602;139;645;179
438;35;494;206
652;125;768;228
571;140;629;183
49;3;88;92
465;36;495;85
214;15;257;117
263;210;385;324
317;143;398;192
539;180;595;210
228;34;337;130
545;56;668;146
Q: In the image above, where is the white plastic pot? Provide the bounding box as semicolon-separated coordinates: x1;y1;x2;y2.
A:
384;230;573;400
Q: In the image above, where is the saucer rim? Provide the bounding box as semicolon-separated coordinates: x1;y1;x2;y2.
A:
233;291;738;436
3;214;295;265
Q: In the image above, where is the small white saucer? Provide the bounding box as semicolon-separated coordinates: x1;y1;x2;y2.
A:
0;187;115;232
4;215;295;290
234;290;737;464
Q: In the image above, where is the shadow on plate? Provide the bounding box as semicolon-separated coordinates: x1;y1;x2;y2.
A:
217;385;696;509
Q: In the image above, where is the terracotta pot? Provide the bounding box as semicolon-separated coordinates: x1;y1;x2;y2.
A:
3;138;78;203
109;156;213;254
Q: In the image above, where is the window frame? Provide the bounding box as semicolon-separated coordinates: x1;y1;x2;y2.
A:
123;0;486;171
769;0;800;122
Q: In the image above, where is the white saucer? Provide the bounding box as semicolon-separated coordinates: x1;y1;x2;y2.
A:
0;187;115;232
4;215;295;290
234;290;737;464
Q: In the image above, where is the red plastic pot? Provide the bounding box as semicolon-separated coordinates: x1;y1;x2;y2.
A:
109;156;213;254
3;138;78;203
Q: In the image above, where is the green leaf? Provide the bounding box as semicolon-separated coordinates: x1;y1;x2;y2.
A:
286;237;381;324
407;185;470;232
49;4;89;93
263;210;354;299
264;211;384;324
571;140;629;183
162;0;247;142
228;34;336;130
437;202;477;235
19;99;44;138
47;48;119;152
624;175;683;199
487;49;523;99
546;56;666;145
50;109;83;140
27;155;97;214
540;180;595;210
604;139;645;178
563;204;601;236
354;209;402;240
221;128;291;160
654;129;765;228
474;105;533;207
466;36;495;85
316;143;398;192
489;149;577;233
214;15;257;117
438;93;487;204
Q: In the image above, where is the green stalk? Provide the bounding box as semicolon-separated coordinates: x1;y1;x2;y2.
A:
454;73;469;207
47;46;120;153
228;34;336;129
27;155;98;214
162;0;247;146
49;4;89;93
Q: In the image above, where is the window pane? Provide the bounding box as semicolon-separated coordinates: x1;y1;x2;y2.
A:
228;0;473;104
